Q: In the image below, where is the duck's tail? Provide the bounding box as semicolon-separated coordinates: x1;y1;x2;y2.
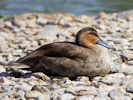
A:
0;61;31;71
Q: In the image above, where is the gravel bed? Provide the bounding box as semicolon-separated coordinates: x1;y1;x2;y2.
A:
0;11;133;100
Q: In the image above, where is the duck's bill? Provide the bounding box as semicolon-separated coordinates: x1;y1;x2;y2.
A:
96;39;116;51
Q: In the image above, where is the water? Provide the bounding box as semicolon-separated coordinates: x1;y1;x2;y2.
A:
0;0;133;15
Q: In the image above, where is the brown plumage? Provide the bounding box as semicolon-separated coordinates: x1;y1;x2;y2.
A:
16;27;115;77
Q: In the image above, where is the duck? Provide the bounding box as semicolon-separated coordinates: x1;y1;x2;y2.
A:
16;27;115;78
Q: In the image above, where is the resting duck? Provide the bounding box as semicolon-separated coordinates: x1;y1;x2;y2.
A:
16;27;115;77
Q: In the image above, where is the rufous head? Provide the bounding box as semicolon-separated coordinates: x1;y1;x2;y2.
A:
76;27;116;51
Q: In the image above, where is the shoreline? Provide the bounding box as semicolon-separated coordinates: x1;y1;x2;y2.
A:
0;10;133;99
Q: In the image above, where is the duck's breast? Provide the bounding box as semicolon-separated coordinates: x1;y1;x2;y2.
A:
81;45;112;77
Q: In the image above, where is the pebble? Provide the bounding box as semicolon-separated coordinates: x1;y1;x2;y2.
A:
76;87;97;96
0;65;6;73
40;25;61;40
0;77;11;85
37;16;47;26
128;61;133;65
126;82;133;93
32;85;50;93
19;82;32;92
108;90;124;100
25;91;42;99
36;94;50;100
60;93;75;100
76;76;90;82
33;72;50;81
119;63;133;75
78;95;94;100
99;73;125;85
17;90;25;98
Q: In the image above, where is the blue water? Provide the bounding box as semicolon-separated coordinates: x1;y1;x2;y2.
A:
0;0;133;15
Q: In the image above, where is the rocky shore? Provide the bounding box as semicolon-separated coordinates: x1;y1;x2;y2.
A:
0;10;133;100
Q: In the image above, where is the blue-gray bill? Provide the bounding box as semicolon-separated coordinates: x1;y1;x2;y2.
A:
96;39;116;51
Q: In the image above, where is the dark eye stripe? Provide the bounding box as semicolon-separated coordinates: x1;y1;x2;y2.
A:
89;32;99;37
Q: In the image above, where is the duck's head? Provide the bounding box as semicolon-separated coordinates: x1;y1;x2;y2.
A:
76;27;116;51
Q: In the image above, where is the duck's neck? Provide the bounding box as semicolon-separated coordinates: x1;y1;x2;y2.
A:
76;36;94;48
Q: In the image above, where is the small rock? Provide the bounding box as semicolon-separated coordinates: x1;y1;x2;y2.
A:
50;92;60;100
119;63;133;75
76;87;97;96
17;90;25;98
76;76;89;82
37;17;47;26
1;85;13;92
78;95;94;100
36;94;50;100
128;61;133;65
33;72;50;81
108;90;124;100
94;96;110;100
19;83;32;92
126;82;133;93
32;85;50;94
0;77;11;85
60;93;75;100
40;25;61;40
28;80;39;86
65;88;75;95
19;41;31;49
0;32;9;39
25;91;42;99
12;49;24;56
99;73;125;85
0;65;6;73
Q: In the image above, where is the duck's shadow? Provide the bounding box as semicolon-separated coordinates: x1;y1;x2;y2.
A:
0;71;77;80
0;71;32;78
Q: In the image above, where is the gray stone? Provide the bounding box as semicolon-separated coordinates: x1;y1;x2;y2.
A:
99;73;125;85
0;77;12;85
17;90;25;98
60;93;75;100
119;64;133;75
128;61;133;65
78;95;94;100
0;32;9;39
32;85;50;94
50;92;60;100
126;82;133;93
1;85;13;92
19;83;32;92
76;87;97;96
0;65;6;73
108;90;123;100
25;91;42;99
37;17;47;26
76;76;89;82
36;94;50;100
33;72;50;81
40;25;61;40
94;96;110;100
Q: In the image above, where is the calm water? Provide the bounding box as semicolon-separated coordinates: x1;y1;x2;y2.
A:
0;0;133;15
